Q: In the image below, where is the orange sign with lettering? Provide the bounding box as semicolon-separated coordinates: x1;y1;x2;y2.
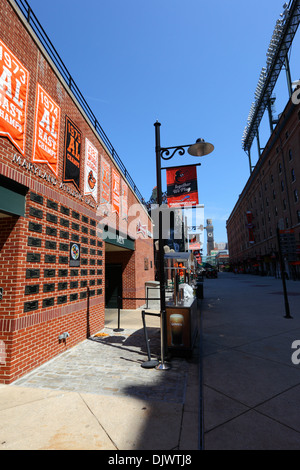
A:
33;83;60;176
0;39;30;155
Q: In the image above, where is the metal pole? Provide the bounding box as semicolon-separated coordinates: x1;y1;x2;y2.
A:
154;121;170;370
285;55;293;99
114;296;124;332
277;227;292;319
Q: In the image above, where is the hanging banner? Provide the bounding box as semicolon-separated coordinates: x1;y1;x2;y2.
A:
246;211;255;243
33;83;60;176
100;155;110;212
84;138;98;202
112;168;120;214
63;116;81;191
0;39;30;155
166;165;199;207
121;179;128;220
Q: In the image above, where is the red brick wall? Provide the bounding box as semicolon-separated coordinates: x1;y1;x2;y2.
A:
227;98;300;269
0;0;154;383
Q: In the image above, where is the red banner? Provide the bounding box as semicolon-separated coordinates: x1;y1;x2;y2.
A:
33;84;60;176
112;168;120;214
0;39;30;155
166;165;199;207
246;211;255;243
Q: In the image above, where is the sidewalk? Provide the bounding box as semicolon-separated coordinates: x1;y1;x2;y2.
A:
0;307;200;451
1;272;300;450
201;272;300;450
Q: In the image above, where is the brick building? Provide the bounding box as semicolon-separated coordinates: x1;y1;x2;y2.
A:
0;0;154;384
227;95;300;277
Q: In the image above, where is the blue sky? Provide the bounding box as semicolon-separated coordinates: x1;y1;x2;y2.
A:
26;0;300;251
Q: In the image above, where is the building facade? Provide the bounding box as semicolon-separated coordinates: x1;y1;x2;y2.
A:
227;95;300;277
0;0;154;384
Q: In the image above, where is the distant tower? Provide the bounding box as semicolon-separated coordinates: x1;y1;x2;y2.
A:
206;219;214;255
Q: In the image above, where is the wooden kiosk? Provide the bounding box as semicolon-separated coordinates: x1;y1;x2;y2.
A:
164;252;200;357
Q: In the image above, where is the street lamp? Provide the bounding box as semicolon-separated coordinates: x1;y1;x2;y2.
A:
154;121;214;370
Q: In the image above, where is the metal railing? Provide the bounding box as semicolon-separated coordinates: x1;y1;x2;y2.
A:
13;0;146;205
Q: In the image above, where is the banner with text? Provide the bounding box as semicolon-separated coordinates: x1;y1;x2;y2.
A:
63;116;81;191
0;39;30;155
121;179;128;220
246;211;255;243
166;165;199;207
33;83;60;176
84;138;98;202
100;155;110;214
112;168;120;214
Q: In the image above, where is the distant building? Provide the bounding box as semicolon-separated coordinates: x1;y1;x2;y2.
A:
206;219;214;255
227;95;300;277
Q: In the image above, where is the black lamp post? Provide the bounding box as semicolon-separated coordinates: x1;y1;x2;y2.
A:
154;121;214;370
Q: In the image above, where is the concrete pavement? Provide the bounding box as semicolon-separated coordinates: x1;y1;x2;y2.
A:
1;272;300;450
0;307;200;451
201;272;300;450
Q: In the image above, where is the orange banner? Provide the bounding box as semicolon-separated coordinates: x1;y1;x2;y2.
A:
0;39;30;155
33;83;60;176
112;168;120;214
121;179;128;220
101;155;110;206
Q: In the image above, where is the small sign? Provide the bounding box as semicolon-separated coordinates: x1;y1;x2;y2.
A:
70;242;81;267
279;229;297;261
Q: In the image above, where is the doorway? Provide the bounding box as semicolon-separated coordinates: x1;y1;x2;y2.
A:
105;264;122;308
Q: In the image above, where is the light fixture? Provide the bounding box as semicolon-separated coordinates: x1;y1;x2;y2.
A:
188;138;214;157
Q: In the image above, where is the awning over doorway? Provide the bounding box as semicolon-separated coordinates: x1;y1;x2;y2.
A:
102;226;135;251
0;176;27;217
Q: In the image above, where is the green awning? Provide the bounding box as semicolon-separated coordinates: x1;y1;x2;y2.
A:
0;185;26;217
102;226;135;251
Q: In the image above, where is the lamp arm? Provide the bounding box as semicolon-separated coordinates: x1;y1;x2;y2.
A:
160;144;192;160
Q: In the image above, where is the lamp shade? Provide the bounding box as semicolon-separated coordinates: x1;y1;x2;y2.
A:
188;139;214;157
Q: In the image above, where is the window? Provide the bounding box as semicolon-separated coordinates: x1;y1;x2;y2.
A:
297;210;300;223
283;199;287;210
294;189;299;203
279;163;282;174
289;149;293;161
281;181;284;192
291;169;296;182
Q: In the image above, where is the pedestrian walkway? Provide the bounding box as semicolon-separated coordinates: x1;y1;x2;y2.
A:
201;272;300;450
1;272;300;450
0;307;200;450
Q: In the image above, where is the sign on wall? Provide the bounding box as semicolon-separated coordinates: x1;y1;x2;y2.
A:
246;211;255;244
121;179;128;220
84;138;98;202
70;242;81;267
33;83;60;176
63;116;81;191
100;155;110;214
112;168;120;214
0;39;30;156
166;165;199;207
